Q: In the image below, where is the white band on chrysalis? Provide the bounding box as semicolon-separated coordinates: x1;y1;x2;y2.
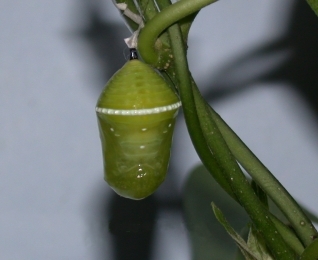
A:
96;101;182;116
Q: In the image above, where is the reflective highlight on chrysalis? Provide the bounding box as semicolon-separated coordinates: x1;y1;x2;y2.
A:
96;49;180;200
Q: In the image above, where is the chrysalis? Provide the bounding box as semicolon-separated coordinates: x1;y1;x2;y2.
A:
96;49;181;200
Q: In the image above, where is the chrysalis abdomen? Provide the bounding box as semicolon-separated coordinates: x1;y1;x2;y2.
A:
96;59;180;200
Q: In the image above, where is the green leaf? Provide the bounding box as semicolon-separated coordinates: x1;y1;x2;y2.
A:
306;0;318;16
300;239;318;260
212;203;261;260
247;227;274;260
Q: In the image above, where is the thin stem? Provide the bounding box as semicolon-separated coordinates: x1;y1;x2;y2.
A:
191;81;296;259
153;0;238;200
138;0;217;67
207;105;318;246
166;21;296;259
270;214;305;255
137;0;316;255
167;25;236;200
153;0;236;199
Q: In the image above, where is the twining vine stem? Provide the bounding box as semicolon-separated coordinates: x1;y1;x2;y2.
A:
208;105;317;246
166;24;296;259
138;0;218;67
137;0;318;257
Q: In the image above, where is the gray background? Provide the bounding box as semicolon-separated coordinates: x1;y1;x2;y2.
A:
1;0;318;259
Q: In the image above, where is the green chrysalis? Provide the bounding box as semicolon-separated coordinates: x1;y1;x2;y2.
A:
96;49;181;200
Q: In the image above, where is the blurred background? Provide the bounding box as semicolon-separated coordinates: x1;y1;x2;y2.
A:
1;0;318;259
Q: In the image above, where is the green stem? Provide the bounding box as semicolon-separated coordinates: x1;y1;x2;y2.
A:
137;0;316;255
208;106;318;246
167;25;236;200
138;0;217;67
152;0;236;199
270;214;305;255
138;0;159;21
165;19;296;260
190;81;296;259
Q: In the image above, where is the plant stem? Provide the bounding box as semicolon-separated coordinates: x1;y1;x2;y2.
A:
207;105;318;246
138;0;217;67
191;82;296;259
167;27;236;200
270;214;305;255
137;0;316;256
154;0;236;199
166;21;296;260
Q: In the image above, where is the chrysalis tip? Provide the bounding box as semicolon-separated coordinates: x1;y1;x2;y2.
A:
129;48;138;60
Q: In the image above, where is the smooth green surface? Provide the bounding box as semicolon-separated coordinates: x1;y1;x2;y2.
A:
300;238;318;260
96;59;180;199
97;60;179;110
97;113;176;199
